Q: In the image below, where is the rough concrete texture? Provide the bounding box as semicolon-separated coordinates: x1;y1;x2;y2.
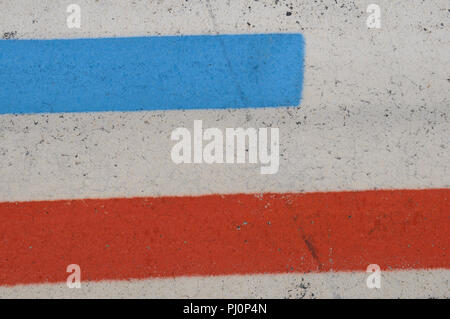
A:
1;270;449;299
0;0;448;201
0;0;449;298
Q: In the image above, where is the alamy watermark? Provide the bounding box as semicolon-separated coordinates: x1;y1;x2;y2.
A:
366;264;381;289
170;120;280;174
66;264;81;288
66;4;81;29
366;4;381;29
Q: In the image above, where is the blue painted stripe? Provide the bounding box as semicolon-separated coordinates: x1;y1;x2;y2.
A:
0;34;304;114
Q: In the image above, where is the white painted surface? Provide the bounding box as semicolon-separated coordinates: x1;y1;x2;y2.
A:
0;107;448;202
0;269;448;299
0;0;448;298
0;0;448;201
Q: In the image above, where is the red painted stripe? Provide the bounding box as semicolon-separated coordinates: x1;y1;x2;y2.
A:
0;189;448;286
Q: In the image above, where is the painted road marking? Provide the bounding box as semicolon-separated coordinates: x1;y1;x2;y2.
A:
0;188;447;285
0;34;304;114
